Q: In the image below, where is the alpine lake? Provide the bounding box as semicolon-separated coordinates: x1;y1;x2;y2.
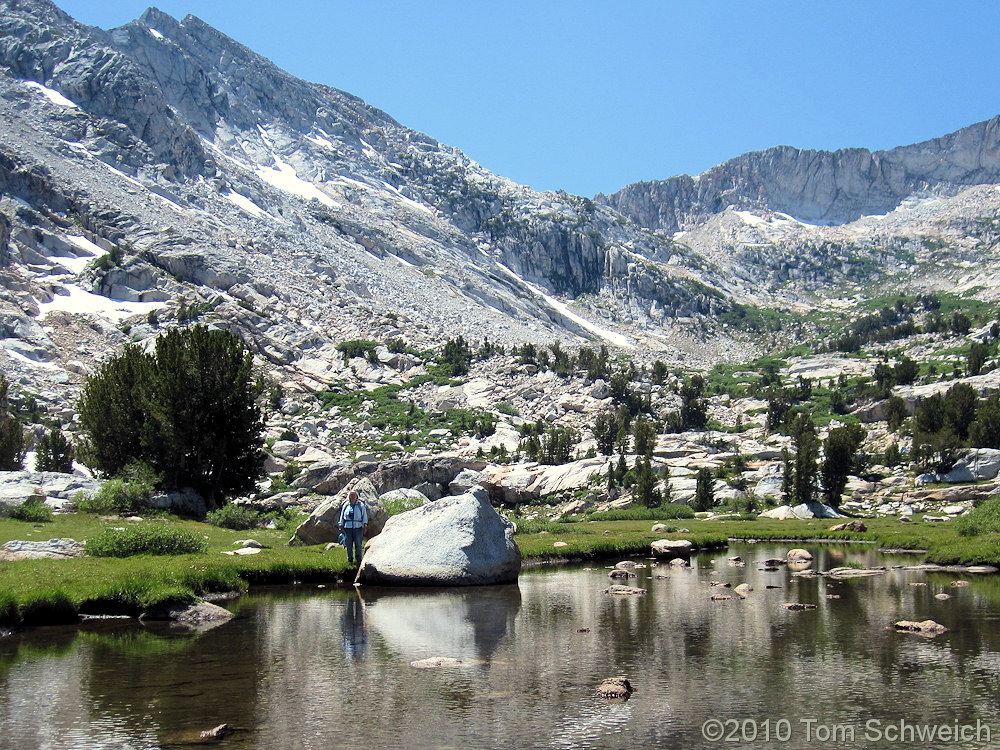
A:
2;543;999;750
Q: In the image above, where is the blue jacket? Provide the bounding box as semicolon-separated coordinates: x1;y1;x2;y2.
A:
339;501;368;529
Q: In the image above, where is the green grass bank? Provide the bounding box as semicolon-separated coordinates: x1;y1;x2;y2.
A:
1;511;998;630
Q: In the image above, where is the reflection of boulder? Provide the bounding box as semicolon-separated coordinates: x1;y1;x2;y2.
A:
357;488;520;585
139;600;234;633
358;584;521;661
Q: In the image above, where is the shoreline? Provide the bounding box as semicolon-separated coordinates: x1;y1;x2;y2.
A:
3;513;999;633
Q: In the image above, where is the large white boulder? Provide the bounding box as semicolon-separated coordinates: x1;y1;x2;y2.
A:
940;448;1000;483
651;539;694;558
760;502;841;520
356;488;520;586
0;471;103;511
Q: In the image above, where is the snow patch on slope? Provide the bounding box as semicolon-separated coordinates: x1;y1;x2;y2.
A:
23;81;78;108
496;264;633;348
38;284;166;322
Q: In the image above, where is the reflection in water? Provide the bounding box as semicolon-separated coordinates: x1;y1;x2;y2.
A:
359;584;521;662
1;544;1000;749
341;592;367;661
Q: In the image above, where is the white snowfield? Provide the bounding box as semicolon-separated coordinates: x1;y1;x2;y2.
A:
222;190;266;217
23;80;78;108
37;283;166;322
256;152;339;208
496;263;634;349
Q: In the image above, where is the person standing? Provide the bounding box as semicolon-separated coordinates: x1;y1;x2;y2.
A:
339;490;368;565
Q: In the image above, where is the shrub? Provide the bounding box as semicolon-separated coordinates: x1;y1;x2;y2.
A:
0;374;25;471
279;428;299;442
7;496;52;523
496;401;519;417
34;426;74;473
337;340;378;362
382;493;427;516
78;475;154;515
955;496;1000;537
206;504;301;532
77;325;265;503
693;467;715;512
281;460;301;485
85;525;209;557
440;336;473;376
507;517;582;534
206;504;265;531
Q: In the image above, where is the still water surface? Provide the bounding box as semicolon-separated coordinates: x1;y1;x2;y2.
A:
2;543;1000;749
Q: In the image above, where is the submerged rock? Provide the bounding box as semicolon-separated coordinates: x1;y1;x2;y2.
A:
826;567;886;579
596;677;634;700
410;657;466;669
199;724;233;740
356;488;520;586
603;584;646;596
894;619;948;635
140;600;234;631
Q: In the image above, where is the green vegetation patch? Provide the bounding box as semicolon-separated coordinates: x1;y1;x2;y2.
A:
85;524;209;557
4;498;52;523
956;496;1000;537
205;504;302;532
588;504;695;522
317;383;493;451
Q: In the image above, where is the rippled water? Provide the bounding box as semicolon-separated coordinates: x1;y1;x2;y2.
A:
2;543;1000;749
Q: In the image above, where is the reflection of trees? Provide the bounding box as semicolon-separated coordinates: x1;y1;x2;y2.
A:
0;621;248;749
81;615;260;746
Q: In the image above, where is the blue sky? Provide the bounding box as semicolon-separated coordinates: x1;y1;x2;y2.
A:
56;1;1000;197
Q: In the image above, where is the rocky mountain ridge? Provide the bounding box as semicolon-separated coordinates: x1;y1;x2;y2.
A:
0;0;998;424
0;0;727;377
598;116;1000;232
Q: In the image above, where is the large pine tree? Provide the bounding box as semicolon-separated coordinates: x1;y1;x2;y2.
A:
78;325;264;505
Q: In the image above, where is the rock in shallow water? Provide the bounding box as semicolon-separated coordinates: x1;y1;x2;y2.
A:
139;600;234;631
894;619;948;635
603;584;647;596
596;677;634;699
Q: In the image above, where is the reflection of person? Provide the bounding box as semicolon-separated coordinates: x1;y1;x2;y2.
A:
338;490;368;565
341;593;367;661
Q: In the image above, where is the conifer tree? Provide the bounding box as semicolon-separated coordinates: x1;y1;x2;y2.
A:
0;374;25;471
78;325;264;504
35;426;74;473
694;467;715;512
